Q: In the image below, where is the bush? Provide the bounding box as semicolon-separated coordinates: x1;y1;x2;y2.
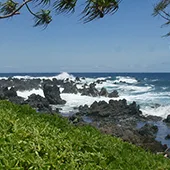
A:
0;100;169;169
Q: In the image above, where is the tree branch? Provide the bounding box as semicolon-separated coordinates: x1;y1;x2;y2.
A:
25;3;40;18
0;0;32;19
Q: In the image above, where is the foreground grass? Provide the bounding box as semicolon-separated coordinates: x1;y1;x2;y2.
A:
0;101;170;169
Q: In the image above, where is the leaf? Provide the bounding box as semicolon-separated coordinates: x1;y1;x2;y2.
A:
0;0;18;15
153;0;170;16
53;0;77;14
33;0;51;6
34;9;52;27
81;0;120;23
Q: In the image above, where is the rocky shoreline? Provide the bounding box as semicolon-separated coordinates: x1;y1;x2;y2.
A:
0;76;170;156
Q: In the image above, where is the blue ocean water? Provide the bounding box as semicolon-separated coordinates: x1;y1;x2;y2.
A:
1;72;170;117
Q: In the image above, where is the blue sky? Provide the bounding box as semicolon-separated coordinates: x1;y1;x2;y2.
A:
0;0;170;72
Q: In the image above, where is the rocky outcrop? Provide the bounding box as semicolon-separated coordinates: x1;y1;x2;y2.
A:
78;99;142;120
165;134;170;140
75;77;81;82
0;87;17;99
137;123;158;137
0;76;169;154
98;123;166;153
164;115;170;123
12;78;41;91
99;87;108;97
62;82;79;94
24;94;52;113
8;96;25;105
81;83;99;97
73;99;168;153
108;90;119;98
43;84;66;105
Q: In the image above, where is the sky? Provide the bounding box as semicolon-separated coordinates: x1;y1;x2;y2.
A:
0;0;170;73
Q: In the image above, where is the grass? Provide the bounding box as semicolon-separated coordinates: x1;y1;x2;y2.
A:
0;100;170;169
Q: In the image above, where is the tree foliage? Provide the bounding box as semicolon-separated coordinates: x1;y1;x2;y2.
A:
153;0;170;36
0;0;169;36
0;0;121;26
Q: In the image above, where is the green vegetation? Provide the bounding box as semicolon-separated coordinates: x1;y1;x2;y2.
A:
0;100;170;169
0;0;169;35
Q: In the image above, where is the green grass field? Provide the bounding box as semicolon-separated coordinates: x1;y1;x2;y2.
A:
0;100;170;169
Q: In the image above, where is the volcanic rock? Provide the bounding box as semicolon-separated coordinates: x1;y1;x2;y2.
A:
99;87;108;97
25;94;52;113
108;90;119;98
43;84;66;105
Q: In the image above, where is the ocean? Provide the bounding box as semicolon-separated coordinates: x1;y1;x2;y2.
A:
1;72;170;146
1;72;169;118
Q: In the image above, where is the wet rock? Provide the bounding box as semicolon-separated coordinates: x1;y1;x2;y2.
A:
9;96;25;105
151;103;161;108
0;79;12;87
98;123;166;153
62;82;79;94
81;83;99;97
69;114;83;124
3;87;17;98
52;78;65;86
108;90;119;98
0;86;17;99
165;134;170;140
78;104;89;115
96;79;106;84
78;99;142;120
43;84;66;105
13;79;41;91
90;100;111;117
145;115;162;121
99;87;108;97
75;77;80;81
138;123;158;137
164;115;170;123
24;94;52;113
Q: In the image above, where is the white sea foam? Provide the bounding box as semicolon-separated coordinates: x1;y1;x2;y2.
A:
96;76;112;80
59;93;117;114
6;72;75;81
13;76;32;79
114;76;138;84
141;105;170;118
80;77;96;85
95;80;119;90
17;88;44;99
95;80;149;94
13;73;170;119
162;87;168;90
16;87;170;118
0;77;8;80
151;79;159;82
55;72;75;80
120;91;170;104
117;85;153;94
76;84;84;89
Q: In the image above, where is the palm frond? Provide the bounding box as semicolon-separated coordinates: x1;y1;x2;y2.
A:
81;0;120;23
0;0;18;15
161;20;170;27
34;9;52;27
153;0;170;16
162;31;170;37
53;0;77;14
33;0;51;6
